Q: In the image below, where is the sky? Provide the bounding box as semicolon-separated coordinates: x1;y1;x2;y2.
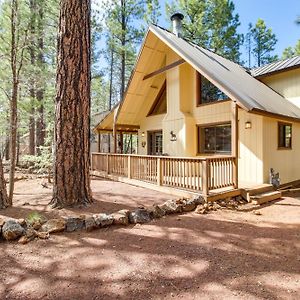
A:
157;0;300;60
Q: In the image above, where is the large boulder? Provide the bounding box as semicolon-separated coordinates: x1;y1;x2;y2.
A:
112;210;130;226
159;200;183;214
2;219;25;241
93;213;114;227
40;219;66;233
64;216;85;232
129;209;152;224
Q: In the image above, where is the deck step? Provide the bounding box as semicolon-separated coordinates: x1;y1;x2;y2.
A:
241;184;274;202
250;191;282;205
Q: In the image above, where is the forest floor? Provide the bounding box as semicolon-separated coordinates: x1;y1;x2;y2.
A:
0;176;300;299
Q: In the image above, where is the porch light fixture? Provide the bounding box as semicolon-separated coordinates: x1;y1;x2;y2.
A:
170;131;177;142
141;132;145;137
141;141;146;148
245;121;252;129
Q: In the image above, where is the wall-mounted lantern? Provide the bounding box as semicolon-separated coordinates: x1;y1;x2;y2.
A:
141;141;146;148
141;132;145;137
245;121;252;129
170;131;177;142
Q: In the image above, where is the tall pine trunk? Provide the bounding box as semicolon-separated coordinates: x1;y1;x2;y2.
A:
51;0;92;208
120;0;126;99
36;0;45;155
0;158;8;209
8;0;19;205
29;0;36;156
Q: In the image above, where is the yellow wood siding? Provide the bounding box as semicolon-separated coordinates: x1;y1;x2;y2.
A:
261;69;300;108
238;110;264;186
263;116;300;184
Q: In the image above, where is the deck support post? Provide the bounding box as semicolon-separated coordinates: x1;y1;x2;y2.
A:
231;101;239;189
113;123;117;153
157;158;163;186
97;133;101;152
128;155;132;179
106;153;110;175
202;160;209;196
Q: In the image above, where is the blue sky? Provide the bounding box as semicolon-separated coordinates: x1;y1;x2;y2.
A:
158;0;300;59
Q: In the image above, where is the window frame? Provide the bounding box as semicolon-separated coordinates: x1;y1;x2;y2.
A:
278;122;292;150
196;72;230;107
197;122;232;155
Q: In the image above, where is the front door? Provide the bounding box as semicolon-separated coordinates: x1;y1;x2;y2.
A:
148;130;163;155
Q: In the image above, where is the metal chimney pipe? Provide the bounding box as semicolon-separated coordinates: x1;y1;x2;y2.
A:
170;12;184;37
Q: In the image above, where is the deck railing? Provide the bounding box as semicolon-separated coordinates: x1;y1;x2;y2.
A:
91;153;237;195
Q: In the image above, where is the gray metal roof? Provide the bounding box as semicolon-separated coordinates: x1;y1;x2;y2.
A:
149;25;300;121
251;56;300;77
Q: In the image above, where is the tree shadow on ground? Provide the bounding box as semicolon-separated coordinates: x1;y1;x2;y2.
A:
0;212;299;300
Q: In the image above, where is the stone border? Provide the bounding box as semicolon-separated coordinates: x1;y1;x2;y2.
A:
0;196;247;244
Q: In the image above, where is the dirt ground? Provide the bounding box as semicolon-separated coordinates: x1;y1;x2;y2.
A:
0;178;299;300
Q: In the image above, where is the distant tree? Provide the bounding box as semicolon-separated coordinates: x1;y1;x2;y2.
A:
296;16;300;25
51;0;92;208
282;40;300;59
166;0;243;62
0;158;8;209
249;19;278;67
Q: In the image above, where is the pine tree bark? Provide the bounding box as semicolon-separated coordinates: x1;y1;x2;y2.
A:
8;0;20;205
36;0;45;155
51;0;92;208
0;158;8;209
29;0;36;156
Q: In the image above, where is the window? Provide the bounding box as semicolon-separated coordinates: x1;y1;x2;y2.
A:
148;131;163;155
196;73;228;105
278;122;292;149
147;81;167;116
198;123;231;154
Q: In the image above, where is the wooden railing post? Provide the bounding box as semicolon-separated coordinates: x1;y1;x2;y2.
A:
157;158;163;186
233;157;238;189
202;159;209;196
128;155;132;179
106;154;109;175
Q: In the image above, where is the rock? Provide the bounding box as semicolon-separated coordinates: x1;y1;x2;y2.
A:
212;202;221;211
129;209;152;224
36;231;49;239
159;200;182;214
64;217;85;232
219;200;227;208
32;221;42;230
85;216;97;231
40;219;66;233
192;195;205;205
149;205;166;218
18;236;30;244
93;213;114;227
195;205;208;214
253;210;262;216
182;199;196;212
2;219;25;241
25;228;38;240
17;219;26;226
112;210;130;226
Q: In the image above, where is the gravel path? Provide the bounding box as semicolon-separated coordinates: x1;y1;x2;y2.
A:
0;179;299;299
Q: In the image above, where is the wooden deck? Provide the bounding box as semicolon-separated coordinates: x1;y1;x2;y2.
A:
91;153;238;197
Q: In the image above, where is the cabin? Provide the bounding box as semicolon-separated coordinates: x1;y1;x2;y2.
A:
92;14;300;201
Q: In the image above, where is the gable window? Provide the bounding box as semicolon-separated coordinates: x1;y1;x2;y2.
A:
147;81;167;116
278;122;292;149
198;123;231;154
196;73;228;105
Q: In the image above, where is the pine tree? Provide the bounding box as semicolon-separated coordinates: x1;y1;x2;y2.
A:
282;40;300;59
166;0;243;62
249;19;278;67
51;0;92;208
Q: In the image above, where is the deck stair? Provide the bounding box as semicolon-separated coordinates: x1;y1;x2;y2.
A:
241;184;282;205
